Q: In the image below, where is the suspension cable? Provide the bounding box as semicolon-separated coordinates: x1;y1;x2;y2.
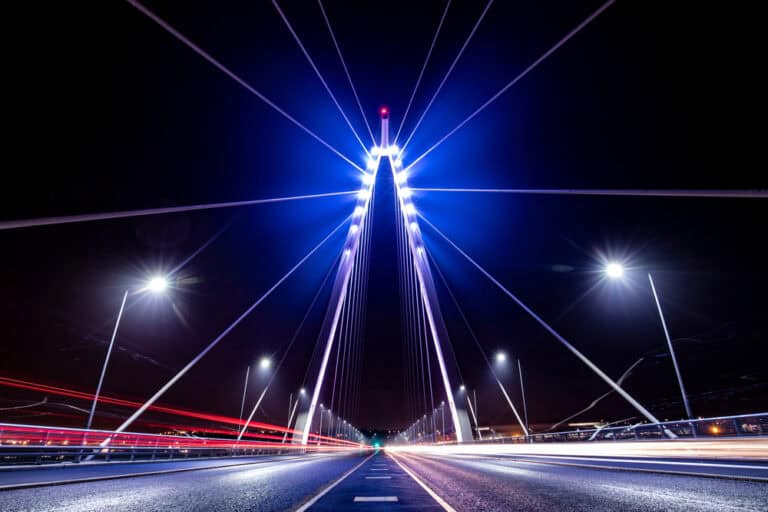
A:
404;0;616;172
418;212;667;429
317;0;375;145
105;214;351;438
0;190;358;231
393;0;453;144
412;187;768;198
124;0;365;173
400;0;494;152
238;250;341;440
272;0;370;154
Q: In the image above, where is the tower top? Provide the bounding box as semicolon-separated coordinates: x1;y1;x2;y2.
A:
379;106;389;119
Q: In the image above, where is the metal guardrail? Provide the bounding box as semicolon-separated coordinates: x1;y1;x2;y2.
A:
0;423;359;466
474;412;768;444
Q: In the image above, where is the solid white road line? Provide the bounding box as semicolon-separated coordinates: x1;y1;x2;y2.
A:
365;476;392;479
294;453;374;512
389;452;457;512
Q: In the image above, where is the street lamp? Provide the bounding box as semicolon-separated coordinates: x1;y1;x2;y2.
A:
495;351;507;363
604;263;693;419
604;262;624;279
85;275;169;431
145;276;168;293
259;356;272;370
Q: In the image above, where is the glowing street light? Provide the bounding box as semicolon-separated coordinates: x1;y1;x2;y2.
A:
604;261;693;419
259;357;272;370
495;351;507;363
604;262;625;279
85;276;169;434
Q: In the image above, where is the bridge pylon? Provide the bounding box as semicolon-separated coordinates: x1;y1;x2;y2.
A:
294;107;473;445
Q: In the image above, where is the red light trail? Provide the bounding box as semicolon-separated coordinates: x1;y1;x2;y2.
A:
0;376;357;446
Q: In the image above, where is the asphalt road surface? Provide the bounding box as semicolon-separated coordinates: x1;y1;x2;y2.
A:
1;450;766;511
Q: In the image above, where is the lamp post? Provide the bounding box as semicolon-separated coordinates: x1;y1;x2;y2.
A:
648;273;693;419
317;404;324;446
239;365;251;423
518;359;530;434
604;263;693;419
85;276;168;431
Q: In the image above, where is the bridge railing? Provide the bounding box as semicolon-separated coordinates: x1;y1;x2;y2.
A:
473;412;768;444
0;422;361;466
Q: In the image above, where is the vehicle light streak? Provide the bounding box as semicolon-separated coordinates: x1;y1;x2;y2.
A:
386;439;768;461
0;377;357;446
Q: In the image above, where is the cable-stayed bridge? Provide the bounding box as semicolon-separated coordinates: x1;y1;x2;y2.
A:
1;1;766;510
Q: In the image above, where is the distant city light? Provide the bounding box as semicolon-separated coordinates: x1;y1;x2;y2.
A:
459;384;466;392
605;262;625;279
259;357;272;370
495;351;507;363
300;388;306;395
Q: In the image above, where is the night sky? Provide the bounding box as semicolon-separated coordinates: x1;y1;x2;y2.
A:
1;0;766;433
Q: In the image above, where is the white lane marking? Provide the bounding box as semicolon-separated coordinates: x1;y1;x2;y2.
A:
370;468;389;471
365;476;392;479
294;453;374;512
354;496;398;502
389;452;457;512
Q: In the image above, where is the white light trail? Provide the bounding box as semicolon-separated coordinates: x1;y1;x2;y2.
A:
272;0;370;155
418;214;667;430
400;0;494;152
386;439;768;463
412;187;768;198
393;0;453;144
0;190;357;231
317;0;375;145
103;215;351;440
405;0;616;171
123;0;365;173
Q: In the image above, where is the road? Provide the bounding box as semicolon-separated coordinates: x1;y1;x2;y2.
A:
0;450;766;511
